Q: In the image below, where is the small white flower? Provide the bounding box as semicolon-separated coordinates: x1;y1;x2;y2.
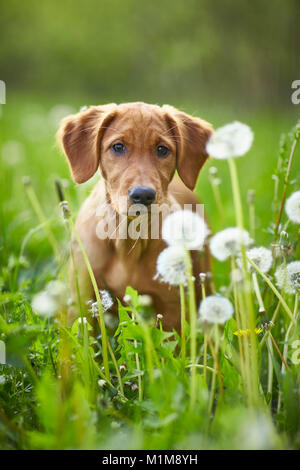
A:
100;289;114;312
0;375;6;385
240;246;273;273
162;210;209;250
206;121;253;159
199;295;234;324
285;191;300;224
210;228;252;261
275;261;300;294
155;245;187;286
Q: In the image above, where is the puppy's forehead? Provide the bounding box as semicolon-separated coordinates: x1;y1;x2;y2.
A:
106;102;169;135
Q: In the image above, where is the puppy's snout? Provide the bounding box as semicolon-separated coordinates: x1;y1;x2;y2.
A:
128;186;156;206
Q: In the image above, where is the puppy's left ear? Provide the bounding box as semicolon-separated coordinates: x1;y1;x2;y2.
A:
163;105;213;190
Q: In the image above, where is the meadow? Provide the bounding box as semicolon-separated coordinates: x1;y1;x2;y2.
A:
0;95;300;450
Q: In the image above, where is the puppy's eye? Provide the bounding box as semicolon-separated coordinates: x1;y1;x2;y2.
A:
156;145;170;158
111;143;127;155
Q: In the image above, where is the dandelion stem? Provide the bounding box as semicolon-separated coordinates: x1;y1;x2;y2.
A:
70;224;110;380
282;293;298;374
267;336;274;399
132;309;143;401
184;250;197;408
247;257;295;324
252;272;265;313
179;283;186;364
269;332;290;370
260;300;281;348
228;157;259;407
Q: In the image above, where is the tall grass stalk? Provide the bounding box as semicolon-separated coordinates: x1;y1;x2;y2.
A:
184;250;197;408
227;157;259;407
179;283;186;364
23;179;60;261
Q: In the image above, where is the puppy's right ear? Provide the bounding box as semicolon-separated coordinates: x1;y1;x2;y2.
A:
57;104;117;184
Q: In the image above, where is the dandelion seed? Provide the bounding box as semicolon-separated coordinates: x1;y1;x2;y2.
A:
285;191;300;224
91;302;99;317
239;246;273;273
155;245;187;286
100;289;114;312
162;210;209;250
199;295;234;324
209;227;252;261
206;121;253;159
275;261;300;294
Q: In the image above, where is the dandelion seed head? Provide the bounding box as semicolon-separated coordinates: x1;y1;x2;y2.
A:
199;295;234;324
239;246;273;273
275;261;300;294
155;245;187;286
209;228;252;261
162;210;209;250
206;121;253;159
31;290;58;317
100;289;114;312
285;191;300;224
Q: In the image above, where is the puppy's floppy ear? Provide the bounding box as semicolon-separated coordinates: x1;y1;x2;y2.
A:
163;105;213;190
57;104;117;184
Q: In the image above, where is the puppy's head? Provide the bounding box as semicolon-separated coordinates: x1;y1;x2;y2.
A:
57;102;213;214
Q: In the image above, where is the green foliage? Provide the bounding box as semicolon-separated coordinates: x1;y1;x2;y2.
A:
0;97;300;450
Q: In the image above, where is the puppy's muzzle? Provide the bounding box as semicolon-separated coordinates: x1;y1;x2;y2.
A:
128;186;156;206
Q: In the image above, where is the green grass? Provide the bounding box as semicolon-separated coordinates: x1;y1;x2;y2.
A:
0;95;300;450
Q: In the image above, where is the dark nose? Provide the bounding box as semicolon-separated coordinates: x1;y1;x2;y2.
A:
128;186;156;206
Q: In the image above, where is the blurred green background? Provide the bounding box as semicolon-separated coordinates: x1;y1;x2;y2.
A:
1;0;300;107
0;0;299;270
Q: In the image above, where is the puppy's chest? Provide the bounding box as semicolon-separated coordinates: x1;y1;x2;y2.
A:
98;245;161;298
